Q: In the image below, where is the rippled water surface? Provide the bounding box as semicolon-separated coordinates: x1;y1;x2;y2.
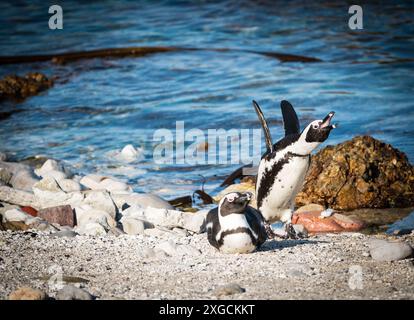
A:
0;1;413;199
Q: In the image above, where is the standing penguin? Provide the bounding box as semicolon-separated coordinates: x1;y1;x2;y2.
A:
253;100;336;238
206;192;267;254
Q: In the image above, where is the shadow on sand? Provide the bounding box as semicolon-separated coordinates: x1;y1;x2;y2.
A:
258;238;328;252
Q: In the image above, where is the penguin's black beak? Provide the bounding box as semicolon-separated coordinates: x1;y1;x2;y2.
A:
235;192;252;204
320;111;336;130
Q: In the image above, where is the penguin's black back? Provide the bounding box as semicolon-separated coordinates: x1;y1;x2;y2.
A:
244;206;267;247
206;207;221;249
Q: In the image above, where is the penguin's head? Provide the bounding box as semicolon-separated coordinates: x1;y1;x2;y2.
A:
219;192;252;215
303;111;336;144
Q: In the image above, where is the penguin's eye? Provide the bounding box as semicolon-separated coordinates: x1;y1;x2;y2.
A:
227;198;234;203
312;124;319;129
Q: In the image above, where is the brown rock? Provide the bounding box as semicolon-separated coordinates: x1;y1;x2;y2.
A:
0;73;53;102
9;287;47;300
21;206;38;217
296;136;414;210
2;220;30;231
292;211;344;233
37;205;75;227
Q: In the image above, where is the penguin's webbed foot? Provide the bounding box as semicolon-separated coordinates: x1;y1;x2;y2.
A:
285;223;302;240
264;223;276;239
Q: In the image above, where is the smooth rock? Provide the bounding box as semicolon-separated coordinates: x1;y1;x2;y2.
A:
9;169;39;191
37;205;75;227
34;159;68;179
121;204;145;220
33;178;84;209
83;190;117;219
213;283;245;297
56;285;93;300
332;213;364;231
292;211;344;233
9;287;48;300
295;203;325;213
57;179;81;192
369;239;413;261
0;186;37;208
120;217;145;235
4;208;32;222
117;144;144;163
74;205;116;229
111;193;174;210
33;176;63;192
75;222;107;236
79;174;131;192
79;174;105;190
386;211;414;235
40;169;67;181
143;207;205;233
99;178;131;192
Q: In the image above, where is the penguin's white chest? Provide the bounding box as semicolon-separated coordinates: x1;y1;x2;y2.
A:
257;156;309;221
217;214;256;254
220;233;256;254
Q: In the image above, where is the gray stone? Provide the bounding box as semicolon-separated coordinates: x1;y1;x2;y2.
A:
34;159;71;180
56;285;93;300
121;217;145;235
369;239;413;261
49;230;78;238
10;169;39;191
111;193;174;210
142;207;205;233
57;179;82;192
213;283;245;297
74;206;116;229
0;186;37;208
75;222;107;236
83;190;117;219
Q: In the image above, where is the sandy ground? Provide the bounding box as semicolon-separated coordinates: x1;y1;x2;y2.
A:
0;230;413;300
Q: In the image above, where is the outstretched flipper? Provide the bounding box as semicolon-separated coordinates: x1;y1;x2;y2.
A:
252;100;273;153
281;100;300;136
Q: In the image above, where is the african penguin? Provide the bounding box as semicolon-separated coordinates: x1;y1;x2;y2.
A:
253;100;336;237
206;192;267;254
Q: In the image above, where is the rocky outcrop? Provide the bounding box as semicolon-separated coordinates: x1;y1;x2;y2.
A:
296;136;414;210
0;73;53;102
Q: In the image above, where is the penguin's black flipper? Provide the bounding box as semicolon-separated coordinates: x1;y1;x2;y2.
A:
252;100;274;153
206;207;221;249
245;206;268;246
281;100;300;136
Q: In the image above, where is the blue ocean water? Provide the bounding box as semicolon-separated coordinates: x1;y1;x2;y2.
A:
0;1;413;199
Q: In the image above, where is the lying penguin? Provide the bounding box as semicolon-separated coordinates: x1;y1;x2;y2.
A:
206;192;267;254
253;100;336;238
